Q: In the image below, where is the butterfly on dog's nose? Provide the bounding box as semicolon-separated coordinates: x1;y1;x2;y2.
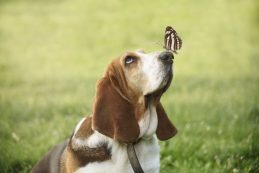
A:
164;26;182;54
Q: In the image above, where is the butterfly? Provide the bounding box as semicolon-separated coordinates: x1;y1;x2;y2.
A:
164;26;182;54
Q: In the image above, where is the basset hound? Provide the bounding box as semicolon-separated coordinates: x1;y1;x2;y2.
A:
31;50;177;173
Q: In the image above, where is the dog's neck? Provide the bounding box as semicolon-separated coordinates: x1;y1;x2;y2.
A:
138;97;158;139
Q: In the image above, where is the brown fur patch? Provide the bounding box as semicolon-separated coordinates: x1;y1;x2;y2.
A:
92;75;140;143
74;117;93;139
61;144;110;173
156;102;177;140
60;117;111;173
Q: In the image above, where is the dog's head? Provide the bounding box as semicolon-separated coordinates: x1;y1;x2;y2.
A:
92;50;177;143
122;50;173;97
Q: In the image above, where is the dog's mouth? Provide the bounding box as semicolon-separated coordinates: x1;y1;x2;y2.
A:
158;61;173;89
161;66;173;92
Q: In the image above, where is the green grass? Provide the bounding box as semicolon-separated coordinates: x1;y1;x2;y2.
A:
0;0;259;172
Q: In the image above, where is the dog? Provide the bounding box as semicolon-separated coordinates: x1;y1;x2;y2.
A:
31;50;177;173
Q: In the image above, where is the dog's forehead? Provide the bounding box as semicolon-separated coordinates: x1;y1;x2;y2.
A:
135;51;160;59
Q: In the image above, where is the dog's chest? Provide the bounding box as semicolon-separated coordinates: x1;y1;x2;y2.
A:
75;136;160;173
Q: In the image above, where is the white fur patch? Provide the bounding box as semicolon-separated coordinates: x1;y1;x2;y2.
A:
72;127;110;150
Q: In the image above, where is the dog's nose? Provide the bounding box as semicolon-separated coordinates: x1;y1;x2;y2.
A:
159;51;174;63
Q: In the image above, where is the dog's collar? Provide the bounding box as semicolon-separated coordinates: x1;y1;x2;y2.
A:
127;139;144;173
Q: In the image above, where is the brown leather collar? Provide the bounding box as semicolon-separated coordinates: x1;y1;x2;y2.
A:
127;139;144;173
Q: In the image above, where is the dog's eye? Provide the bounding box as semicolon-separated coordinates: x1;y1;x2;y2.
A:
125;56;135;65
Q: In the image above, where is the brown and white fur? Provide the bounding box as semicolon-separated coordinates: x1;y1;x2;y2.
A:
31;50;177;173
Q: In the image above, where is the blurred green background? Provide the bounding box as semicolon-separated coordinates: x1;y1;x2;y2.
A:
0;0;259;172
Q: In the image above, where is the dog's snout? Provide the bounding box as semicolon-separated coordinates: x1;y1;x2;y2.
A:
159;51;174;63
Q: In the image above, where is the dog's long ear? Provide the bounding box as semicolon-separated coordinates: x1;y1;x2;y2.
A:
92;74;140;143
156;102;177;140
